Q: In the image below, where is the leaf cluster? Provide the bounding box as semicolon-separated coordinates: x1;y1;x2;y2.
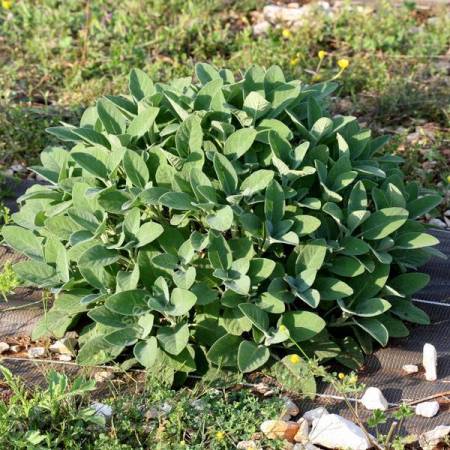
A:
1;64;442;377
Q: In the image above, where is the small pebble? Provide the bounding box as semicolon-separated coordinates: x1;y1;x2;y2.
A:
0;342;10;354
294;418;309;443
423;343;438;381
260;420;299;441
27;347;46;358
360;387;388;411
402;364;419;374
94;371;115;383
58;354;72;362
428;218;446;229
237;440;260;450
415;401;440;418
282;397;300;417
10;345;22;353
90;402;113;420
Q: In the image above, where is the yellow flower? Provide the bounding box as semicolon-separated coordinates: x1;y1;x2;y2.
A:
282;28;292;39
447;175;450;183
338;372;345;380
289;354;301;364
215;431;225;441
318;50;328;60
2;0;12;9
290;56;300;66
312;73;322;82
337;58;350;70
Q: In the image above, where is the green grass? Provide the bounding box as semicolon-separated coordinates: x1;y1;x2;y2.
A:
0;364;285;449
0;0;449;170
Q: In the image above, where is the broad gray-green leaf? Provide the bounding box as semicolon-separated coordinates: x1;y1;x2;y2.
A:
240;170;274;196
129;68;154;101
395;232;439;249
127;107;159;137
206;334;241;367
2;226;43;261
136;221;164;248
223;128;257;160
237;341;270;373
208;230;232;270
106;290;149;316
361;207;408;240
207;205;233;231
213;152;238;194
123;149;149;188
157;323;190;356
133;337;158;368
280;311;325;342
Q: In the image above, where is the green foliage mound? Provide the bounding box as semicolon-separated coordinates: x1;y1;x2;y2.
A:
1;64;442;377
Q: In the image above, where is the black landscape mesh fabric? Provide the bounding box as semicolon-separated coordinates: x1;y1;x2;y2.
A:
0;180;449;436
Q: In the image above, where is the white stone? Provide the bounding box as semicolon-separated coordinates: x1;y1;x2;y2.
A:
58;354;72;362
402;364;419;374
145;402;172;419
252;21;270;37
90;402;113;420
302;407;329;424
415;401;440;418
236;440;260;449
309;414;371;450
360;387;388;411
419;425;450;450
27;347;46;358
49;337;76;355
94;370;115;382
10;345;22;353
429;218;446;229
444;209;450;217
282;396;300;417
0;342;10;354
294;418;309;443
423;343;438;381
293;445;320;450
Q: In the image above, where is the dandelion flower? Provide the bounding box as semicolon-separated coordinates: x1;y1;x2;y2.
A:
338;372;345;380
337;58;350;70
215;431;225;441
2;0;12;9
318;50;328;60
290;56;300;66
447;175;450;183
282;28;292;39
289;354;301;364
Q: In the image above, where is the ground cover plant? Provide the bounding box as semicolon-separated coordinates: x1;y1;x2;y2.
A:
0;64;443;387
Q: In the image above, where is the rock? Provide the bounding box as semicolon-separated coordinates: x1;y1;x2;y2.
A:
423;343;438;381
236;440;260;449
282;397;300;417
419;425;450;450
49;337;77;355
94;370;114;382
429;218;446;229
191;399;206;411
260;420;299;441
10;345;22;353
302;407;329;424
145;402;172;420
252;20;270;37
90;402;112;420
294;418;309;443
360;387;388;411
58;354;72;362
293;444;320;450
263;2;331;25
402;364;419;374
309;414;371;450
444;209;450;217
0;342;10;354
415;401;440;418
27;347;46;358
